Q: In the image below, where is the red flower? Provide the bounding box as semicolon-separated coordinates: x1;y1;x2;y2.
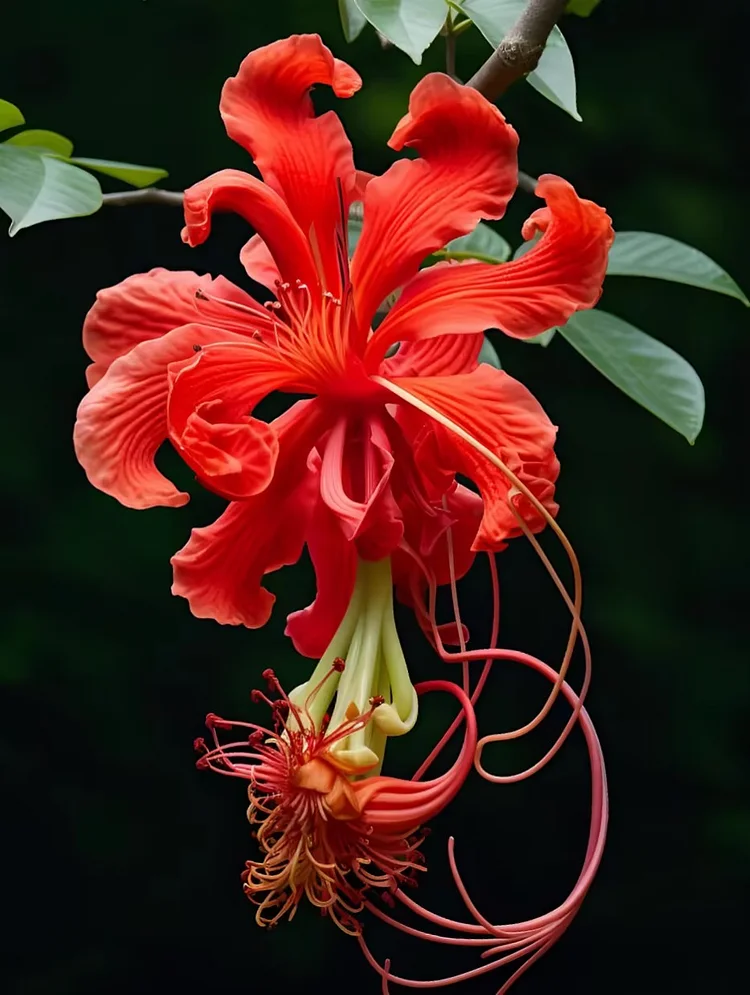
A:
74;35;613;656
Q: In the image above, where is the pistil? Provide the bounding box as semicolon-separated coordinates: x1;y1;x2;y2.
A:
288;556;418;774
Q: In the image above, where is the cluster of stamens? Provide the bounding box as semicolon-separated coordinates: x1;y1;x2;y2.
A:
194;664;425;933
193;269;356;388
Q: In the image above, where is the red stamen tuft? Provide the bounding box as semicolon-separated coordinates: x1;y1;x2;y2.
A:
332;657;346;672
197;673;460;935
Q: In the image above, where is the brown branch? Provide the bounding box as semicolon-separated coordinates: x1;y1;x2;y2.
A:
101;188;184;208
466;0;567;102
443;10;458;81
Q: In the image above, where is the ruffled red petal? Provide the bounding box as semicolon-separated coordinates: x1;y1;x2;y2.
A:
167;339;302;500
170;400;326;627
182;169;319;289
284;479;358;659
380;332;484;379
82;269;262;388
220;35;361;294
382;366;559;549
370;176;614;357
351;73;518;339
74;323;246;509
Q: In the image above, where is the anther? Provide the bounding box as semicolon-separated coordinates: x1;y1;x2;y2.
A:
369;695;385;708
195;756;210;770
250;689;264;704
192;344;202;352
332;657;346;673
205;713;232;730
195;288;209;301
193;737;208;753
252;330;263;341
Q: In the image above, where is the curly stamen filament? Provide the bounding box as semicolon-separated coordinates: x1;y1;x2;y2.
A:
374;375;587;765
356;655;608;991
411;552;500;781
400;535;587;782
443;496;470;700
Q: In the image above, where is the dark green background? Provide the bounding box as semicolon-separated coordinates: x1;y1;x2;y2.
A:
2;1;747;992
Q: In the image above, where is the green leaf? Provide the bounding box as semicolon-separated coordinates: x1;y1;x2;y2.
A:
524;327;557;346
0;145;102;235
353;0;447;64
607;231;749;306
339;0;368;40
478;335;502;368
68;157;168;188
512;231;541;260
0;99;24;133
462;0;581;120
440;221;511;263
566;0;601;15
5;129;74;157
559;309;705;443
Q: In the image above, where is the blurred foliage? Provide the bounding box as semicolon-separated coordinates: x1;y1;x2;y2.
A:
1;1;748;994
0;99;167;233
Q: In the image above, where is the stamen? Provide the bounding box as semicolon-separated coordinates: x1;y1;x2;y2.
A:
195;286;272;323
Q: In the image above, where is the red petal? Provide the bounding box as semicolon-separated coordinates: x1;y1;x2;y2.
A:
182;169;319;289
180;402;280;502
167;340;301;500
239;234;281;289
171;401;326;627
319;416;404;561
82;269;262;388
351;74;518;337
370;176;614;357
380;332;484;378
383;366;559;549
351;169;374;200
74;324;245;509
393;482;483;601
220;35;361;293
284;480;358;658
